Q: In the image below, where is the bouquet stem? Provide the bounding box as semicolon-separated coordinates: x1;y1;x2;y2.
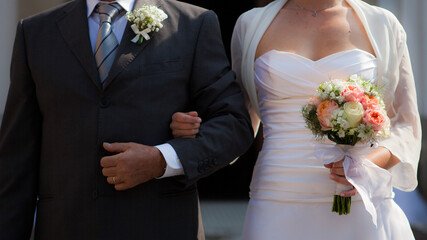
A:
138;36;144;45
333;182;352;215
332;195;351;215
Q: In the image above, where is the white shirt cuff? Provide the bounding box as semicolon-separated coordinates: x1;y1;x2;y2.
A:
155;143;184;178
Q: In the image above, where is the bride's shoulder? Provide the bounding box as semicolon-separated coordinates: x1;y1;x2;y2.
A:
236;7;262;25
236;0;280;27
353;0;402;28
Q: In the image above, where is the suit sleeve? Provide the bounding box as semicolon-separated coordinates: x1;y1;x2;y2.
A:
167;11;254;186
0;20;42;239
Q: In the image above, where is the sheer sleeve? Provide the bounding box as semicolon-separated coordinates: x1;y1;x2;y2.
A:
231;14;261;136
378;30;422;192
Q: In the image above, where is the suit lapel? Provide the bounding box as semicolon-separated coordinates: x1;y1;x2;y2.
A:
102;0;161;89
56;0;102;91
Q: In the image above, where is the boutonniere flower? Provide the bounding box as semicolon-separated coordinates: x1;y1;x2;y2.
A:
126;5;168;44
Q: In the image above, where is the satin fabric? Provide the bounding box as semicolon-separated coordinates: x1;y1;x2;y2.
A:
241;50;414;240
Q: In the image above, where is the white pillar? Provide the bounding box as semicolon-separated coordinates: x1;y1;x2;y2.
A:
0;1;18;117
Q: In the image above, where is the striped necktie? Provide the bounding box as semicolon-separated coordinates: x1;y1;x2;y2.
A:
94;2;123;83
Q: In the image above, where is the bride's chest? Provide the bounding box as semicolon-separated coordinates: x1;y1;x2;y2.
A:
254;50;377;100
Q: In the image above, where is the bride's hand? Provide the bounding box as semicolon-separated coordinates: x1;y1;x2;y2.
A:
170;111;202;138
324;160;358;197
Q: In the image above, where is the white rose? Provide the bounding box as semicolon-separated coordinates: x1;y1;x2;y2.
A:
343;102;364;128
349;74;360;81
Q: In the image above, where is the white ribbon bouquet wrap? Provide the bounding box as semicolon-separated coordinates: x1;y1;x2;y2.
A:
130;24;152;43
126;5;168;45
315;143;392;226
302;75;391;217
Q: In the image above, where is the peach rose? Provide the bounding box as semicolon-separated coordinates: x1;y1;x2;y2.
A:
362;109;386;131
317;100;339;130
360;95;380;110
341;85;364;102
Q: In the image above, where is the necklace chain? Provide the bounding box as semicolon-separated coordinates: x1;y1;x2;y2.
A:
293;0;341;17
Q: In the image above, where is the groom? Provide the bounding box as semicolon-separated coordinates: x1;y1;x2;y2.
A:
0;0;253;239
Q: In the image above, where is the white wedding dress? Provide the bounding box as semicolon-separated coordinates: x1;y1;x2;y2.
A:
241;49;415;240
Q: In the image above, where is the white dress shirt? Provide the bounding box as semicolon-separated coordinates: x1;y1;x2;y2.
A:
87;0;184;178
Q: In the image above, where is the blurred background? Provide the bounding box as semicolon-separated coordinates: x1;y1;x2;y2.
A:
0;0;426;239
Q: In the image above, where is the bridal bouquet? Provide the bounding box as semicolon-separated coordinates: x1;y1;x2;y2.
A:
302;74;390;215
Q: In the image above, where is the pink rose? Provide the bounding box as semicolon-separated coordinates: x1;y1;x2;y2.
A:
362;109;386;131
341;85;364;102
308;96;322;107
360;95;380;110
317;100;339;131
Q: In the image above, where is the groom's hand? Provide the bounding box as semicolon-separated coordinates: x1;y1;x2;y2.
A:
100;142;166;191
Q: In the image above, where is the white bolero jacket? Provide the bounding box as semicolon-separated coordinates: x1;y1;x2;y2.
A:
231;0;422;191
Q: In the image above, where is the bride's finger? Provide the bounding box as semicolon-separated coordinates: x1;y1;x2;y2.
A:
332;160;344;168
329;173;352;186
340;187;358;197
172;112;202;123
330;167;345;176
324;163;333;168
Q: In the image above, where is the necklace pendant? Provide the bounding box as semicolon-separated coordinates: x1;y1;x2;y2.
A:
312;11;317;17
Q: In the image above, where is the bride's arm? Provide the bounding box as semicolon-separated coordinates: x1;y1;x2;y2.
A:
169;14;257;139
231;14;260;136
376;30;422;192
326;147;399;198
328;27;422;196
365;147;399;170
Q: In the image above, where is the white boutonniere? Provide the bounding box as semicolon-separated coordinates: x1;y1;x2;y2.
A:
126;5;168;44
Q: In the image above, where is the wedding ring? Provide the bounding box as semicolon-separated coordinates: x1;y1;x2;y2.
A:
112;176;116;184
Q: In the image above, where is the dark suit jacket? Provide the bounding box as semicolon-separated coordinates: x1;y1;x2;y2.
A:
0;0;253;239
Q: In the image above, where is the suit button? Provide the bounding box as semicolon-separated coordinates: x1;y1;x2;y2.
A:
92;190;98;200
100;98;109;108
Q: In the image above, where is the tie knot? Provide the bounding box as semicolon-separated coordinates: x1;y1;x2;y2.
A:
96;2;123;24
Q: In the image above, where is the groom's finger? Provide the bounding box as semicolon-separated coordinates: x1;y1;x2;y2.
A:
100;155;120;168
106;176;123;185
102;166;117;177
114;182;131;191
103;142;129;153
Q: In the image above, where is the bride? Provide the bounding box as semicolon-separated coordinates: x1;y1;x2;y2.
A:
170;0;421;239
